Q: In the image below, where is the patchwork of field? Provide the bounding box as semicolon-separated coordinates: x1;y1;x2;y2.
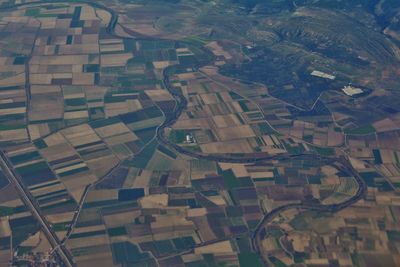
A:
198;66;345;148
167;70;288;156
200;57;400;162
63;151;361;266
0;1;399;267
0;170;54;263
260;191;400;267
65;159;264;266
0;3;217;265
0;6;38;143
0;3;179;142
166;65;349;159
24;4;111;135
0;2;161;261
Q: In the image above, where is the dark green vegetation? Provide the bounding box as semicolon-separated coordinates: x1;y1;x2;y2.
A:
239;252;263;267
220;3;400;108
112;242;156;266
10;215;40;249
94;0;400;131
16;161;56;186
0;1;398;266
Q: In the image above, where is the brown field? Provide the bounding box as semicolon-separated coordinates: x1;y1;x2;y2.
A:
200;140;253;154
215;125;255;141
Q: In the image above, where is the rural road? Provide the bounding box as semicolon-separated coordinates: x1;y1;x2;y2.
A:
249;156;367;266
0;1;119;266
0;151;74;267
157;54;368;266
0;1;368;267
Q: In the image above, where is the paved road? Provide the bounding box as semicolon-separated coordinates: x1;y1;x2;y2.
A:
249;156;367;266
0;1;120;266
157;67;317;163
0;2;367;267
0;152;74;267
61;184;91;245
0;1;118;39
157;60;368;267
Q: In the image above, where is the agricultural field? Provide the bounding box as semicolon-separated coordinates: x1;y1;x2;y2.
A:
259;191;400;267
0;170;57;265
167;69;287;156
63;150;362;266
0;0;399;266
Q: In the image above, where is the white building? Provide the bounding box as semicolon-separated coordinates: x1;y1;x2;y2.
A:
311;70;336;80
342;85;363;96
185;134;195;144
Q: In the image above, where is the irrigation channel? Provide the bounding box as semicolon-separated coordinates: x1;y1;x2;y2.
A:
0;1;367;266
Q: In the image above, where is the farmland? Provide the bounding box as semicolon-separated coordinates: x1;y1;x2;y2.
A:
0;0;399;267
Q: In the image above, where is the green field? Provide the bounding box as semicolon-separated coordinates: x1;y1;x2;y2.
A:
239;253;263;267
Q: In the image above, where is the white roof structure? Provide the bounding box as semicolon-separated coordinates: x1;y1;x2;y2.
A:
311;70;336;80
342;85;363;96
